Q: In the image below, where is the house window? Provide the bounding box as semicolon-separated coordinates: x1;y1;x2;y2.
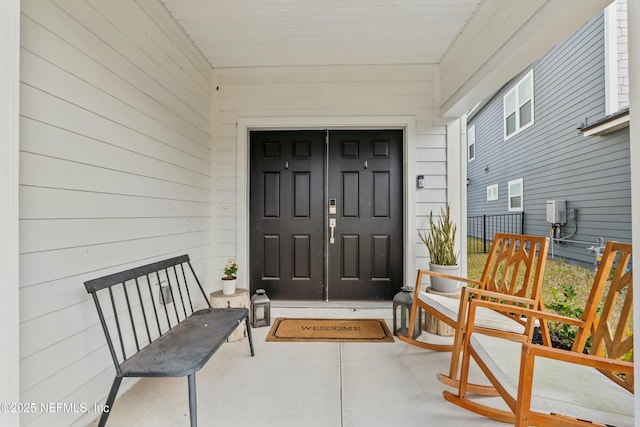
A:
504;70;534;139
467;125;476;162
486;184;498;201
508;178;523;212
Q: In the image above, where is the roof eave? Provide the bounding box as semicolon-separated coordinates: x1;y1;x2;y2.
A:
579;108;630;137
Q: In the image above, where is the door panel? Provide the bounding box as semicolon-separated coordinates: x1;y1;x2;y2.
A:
250;130;325;300
327;130;403;300
250;129;402;300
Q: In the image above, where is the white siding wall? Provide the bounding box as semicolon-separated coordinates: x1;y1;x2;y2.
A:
19;1;211;426
212;65;451;283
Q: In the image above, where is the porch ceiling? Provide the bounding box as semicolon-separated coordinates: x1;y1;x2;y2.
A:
159;0;481;68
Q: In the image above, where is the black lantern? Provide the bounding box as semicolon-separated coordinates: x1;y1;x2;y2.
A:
251;289;271;328
392;286;421;338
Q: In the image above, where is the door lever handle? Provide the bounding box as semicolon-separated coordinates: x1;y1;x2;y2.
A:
329;218;336;244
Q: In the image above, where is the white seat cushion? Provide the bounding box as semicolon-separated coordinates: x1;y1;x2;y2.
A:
418;291;525;334
470;333;634;427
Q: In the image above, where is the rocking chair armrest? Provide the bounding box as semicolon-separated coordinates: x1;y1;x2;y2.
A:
416;269;482;287
453;288;539;329
468;299;587;329
523;342;634;374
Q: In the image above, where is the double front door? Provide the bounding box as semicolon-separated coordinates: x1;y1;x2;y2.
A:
249;130;403;300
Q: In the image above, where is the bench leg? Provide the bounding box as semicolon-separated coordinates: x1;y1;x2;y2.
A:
245;316;255;356
98;376;122;427
188;374;197;427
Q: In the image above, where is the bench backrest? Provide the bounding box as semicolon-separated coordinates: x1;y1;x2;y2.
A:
85;255;211;375
477;233;550;303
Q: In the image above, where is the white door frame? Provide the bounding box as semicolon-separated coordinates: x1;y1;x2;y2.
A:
1;0;20;423
236;116;417;296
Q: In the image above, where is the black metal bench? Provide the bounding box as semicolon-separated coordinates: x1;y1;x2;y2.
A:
85;254;254;427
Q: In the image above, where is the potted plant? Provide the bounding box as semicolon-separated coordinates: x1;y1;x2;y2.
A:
222;258;238;295
418;204;460;292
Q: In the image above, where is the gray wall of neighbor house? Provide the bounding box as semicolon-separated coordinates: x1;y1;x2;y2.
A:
466;12;632;268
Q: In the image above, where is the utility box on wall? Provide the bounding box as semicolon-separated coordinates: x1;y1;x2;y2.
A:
546;200;567;224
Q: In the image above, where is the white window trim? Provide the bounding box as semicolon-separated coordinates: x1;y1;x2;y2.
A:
487;184;498;201
508;178;524;212
604;2;619;115
467;124;476;162
503;70;535;140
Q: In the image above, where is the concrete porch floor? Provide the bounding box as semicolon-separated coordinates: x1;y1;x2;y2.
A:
87;304;506;427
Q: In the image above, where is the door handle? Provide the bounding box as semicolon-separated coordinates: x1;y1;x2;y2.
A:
329;218;336;244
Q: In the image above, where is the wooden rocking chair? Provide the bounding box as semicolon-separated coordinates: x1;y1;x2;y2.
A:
397;233;551;393
445;241;633;427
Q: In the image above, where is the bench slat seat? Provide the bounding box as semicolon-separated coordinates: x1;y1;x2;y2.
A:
120;308;248;378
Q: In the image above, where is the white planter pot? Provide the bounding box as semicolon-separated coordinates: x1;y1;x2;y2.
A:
428;263;460;293
222;278;237;295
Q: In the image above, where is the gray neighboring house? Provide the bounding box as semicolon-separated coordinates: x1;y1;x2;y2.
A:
466;0;630;268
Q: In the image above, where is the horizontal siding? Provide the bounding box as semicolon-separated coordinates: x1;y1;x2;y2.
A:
21;117;210;188
467;13;631;267
213;64;445;274
19;0;211;426
20;83;210;176
23;0;210;135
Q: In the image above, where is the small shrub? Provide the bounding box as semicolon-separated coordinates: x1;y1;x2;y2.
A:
546;284;595;350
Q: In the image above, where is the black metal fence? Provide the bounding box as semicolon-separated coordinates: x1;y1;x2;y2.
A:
467;213;524;253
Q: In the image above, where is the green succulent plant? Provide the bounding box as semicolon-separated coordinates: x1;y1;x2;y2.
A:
419;204;459;266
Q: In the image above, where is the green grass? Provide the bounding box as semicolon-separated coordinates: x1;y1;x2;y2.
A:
467;252;600;348
467;252;595;308
468;252;630;336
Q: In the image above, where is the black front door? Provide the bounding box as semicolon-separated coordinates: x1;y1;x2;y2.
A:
249;129;403;300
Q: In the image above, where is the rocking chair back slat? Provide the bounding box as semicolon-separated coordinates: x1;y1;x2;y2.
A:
482;234;545;302
589;242;633;392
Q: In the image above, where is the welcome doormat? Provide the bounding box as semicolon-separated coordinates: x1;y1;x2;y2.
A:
266;318;394;342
